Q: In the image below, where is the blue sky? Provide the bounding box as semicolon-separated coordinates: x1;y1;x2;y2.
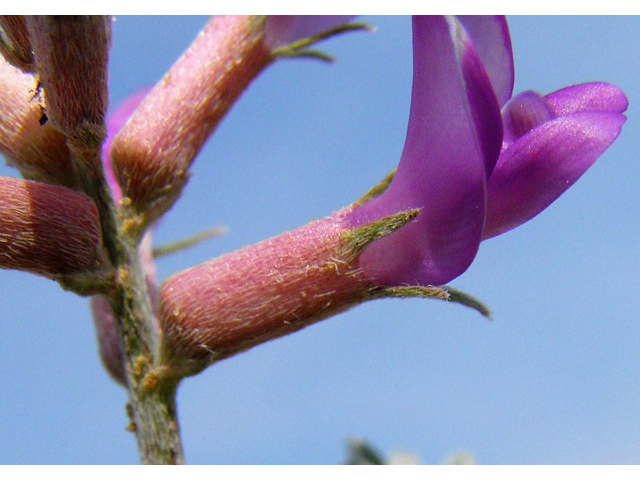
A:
1;16;639;464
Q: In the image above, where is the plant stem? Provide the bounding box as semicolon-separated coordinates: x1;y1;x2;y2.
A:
76;141;185;463
126;380;184;464
112;219;186;464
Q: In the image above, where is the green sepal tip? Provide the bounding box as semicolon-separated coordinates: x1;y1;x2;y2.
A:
152;225;228;259
340;208;420;260
368;283;491;318
353;168;396;207
271;22;373;63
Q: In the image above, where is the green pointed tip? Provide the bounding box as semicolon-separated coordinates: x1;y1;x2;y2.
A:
368;284;451;301
275;48;335;62
442;285;492;318
321;21;375;38
271;21;373;63
353;168;396;207
153;225;228;259
341;208;420;260
367;284;491;319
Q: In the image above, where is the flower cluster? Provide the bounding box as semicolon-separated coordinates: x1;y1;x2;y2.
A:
0;15;627;374
0;16;628;463
157;16;627;370
346;17;627;286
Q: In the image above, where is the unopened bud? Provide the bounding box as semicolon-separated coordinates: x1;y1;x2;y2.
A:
159;209;374;369
0;56;78;188
27;15;111;163
0;15;34;72
112;15;270;225
0;176;107;279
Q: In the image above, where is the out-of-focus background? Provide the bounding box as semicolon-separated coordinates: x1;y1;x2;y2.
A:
1;16;639;464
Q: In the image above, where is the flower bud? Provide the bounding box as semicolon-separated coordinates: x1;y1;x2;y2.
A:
157;206;433;374
112;16;271;224
159;210;374;366
0;15;34;72
0;176;107;278
27;16;111;164
0;56;78;189
112;16;365;228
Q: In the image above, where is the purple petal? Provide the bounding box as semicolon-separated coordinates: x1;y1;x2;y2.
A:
502;90;556;144
264;15;356;50
457;15;514;106
347;16;502;286
103;89;149;202
545;82;629;116
484;111;627;239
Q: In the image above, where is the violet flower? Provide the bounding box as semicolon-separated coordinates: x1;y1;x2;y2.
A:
159;15;626;369
485;83;628;239
347;16;627;286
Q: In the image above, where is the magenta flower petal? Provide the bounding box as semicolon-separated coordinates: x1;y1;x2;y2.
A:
502;90;555;144
484;111;627;239
545;82;629;116
457;15;514;106
347;16;502;286
103;89;149;202
264;15;356;50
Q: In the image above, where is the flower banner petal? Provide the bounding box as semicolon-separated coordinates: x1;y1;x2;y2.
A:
348;16;502;286
457;15;514;107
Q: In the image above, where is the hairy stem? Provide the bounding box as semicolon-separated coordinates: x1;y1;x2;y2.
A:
125;384;183;464
109;225;185;464
28;16;187;461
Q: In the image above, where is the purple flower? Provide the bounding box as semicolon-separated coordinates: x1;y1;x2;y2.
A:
346;16;627;286
485;83;627;238
157;15;627;367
